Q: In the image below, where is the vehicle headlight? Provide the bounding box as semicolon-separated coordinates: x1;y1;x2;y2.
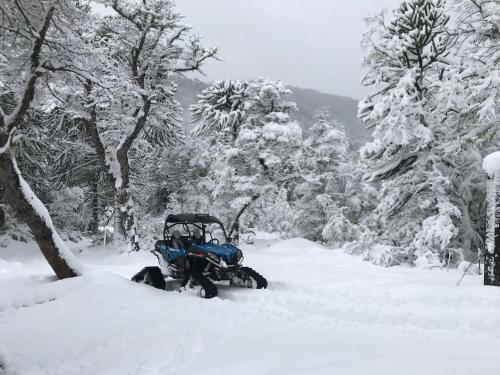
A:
207;253;220;263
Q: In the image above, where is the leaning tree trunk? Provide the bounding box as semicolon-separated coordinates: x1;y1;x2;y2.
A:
228;194;261;242
0;151;81;279
0;4;83;279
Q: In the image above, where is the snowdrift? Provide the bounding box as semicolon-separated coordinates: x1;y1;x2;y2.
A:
1;238;500;375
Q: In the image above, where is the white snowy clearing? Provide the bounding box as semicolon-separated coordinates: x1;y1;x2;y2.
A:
1;237;500;375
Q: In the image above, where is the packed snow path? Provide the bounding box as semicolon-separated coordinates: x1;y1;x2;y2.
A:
1;238;500;375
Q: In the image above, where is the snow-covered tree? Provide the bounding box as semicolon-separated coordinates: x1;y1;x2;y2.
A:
192;78;302;237
294;112;349;241
18;110;109;235
191;80;248;142
439;0;500;259
141;137;214;216
293;112;374;245
80;0;217;249
0;0;91;278
452;0;500;142
359;0;460;267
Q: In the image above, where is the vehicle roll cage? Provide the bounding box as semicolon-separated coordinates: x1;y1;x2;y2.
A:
163;214;228;242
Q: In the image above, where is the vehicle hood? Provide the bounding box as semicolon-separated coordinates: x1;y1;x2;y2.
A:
193;243;241;263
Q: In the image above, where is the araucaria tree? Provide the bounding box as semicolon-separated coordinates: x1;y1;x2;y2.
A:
0;0;88;278
82;0;217;249
359;0;460;267
191;78;302;237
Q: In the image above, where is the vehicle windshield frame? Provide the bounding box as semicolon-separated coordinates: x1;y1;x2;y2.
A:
163;218;228;243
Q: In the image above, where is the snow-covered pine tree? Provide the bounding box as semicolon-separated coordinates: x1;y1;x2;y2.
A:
238;79;302;234
191;80;248;142
293;111;374;245
191;78;302;237
438;0;500;259
452;0;500;140
0;0;91;278
294;112;349;241
359;0;460;267
81;0;217;249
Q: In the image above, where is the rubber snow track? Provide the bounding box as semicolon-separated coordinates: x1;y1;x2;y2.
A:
1;238;500;375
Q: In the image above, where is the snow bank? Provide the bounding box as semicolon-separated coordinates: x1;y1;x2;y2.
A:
1;239;500;375
254;231;283;240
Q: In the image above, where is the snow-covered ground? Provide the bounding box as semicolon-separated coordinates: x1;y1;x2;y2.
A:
1;237;500;375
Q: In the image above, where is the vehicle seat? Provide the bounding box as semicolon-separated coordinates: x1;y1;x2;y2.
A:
171;230;184;249
192;229;204;245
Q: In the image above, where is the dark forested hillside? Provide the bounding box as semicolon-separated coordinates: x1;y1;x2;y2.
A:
175;76;371;146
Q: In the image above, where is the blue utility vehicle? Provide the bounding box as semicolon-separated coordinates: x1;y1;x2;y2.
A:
132;214;267;298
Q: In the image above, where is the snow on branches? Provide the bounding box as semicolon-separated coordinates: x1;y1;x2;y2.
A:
80;0;218;246
359;0;463;268
0;0;94;278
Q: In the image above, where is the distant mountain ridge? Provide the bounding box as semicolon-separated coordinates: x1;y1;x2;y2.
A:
175;76;371;148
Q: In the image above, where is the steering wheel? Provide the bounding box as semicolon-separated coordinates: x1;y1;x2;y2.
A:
208;238;220;245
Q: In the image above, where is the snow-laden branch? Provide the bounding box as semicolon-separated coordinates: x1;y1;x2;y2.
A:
174;37;219;73
2;6;55;131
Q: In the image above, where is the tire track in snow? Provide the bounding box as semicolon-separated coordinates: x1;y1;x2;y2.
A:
218;280;500;339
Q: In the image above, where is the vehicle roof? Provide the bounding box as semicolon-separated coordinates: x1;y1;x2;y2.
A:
165;214;223;226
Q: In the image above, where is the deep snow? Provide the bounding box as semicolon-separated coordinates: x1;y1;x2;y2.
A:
1;237;500;375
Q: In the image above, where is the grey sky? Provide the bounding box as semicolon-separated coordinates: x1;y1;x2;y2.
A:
176;0;402;100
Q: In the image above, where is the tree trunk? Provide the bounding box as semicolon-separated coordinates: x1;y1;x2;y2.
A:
0;206;5;231
228;194;261;241
485;173;500;286
0;151;80;279
89;177;99;235
113;187;139;250
83;81;143;250
459;198;474;262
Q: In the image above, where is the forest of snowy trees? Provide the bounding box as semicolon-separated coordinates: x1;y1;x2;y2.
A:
1;0;500;278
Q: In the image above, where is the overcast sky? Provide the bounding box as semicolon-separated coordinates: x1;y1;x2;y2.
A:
175;0;402;99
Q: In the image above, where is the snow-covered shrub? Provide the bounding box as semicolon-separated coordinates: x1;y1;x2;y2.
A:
0;205;32;243
364;244;415;268
322;210;361;246
413;203;461;268
49;187;86;232
252;189;296;236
